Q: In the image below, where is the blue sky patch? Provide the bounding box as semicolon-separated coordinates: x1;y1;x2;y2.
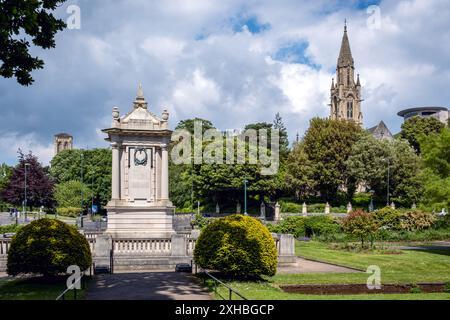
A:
231;15;271;34
274;41;321;69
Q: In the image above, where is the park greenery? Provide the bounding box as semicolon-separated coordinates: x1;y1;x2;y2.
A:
7;218;91;276
194;215;277;277
0;115;448;218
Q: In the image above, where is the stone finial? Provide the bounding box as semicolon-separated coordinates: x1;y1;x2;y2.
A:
347;202;353;214
390;202;396;210
133;83;148;109
260;202;266;219
274;202;281;221
325;202;331;215
112;107;120;120
236;202;241;214
302;202;307;216
412;203;417;209
137;83;144;99
216;203;220;214
162;109;169;121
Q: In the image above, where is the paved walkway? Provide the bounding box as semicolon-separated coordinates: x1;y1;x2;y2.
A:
277;257;360;274
85;272;212;300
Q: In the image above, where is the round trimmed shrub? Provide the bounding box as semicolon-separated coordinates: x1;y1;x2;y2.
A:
7;218;92;276
194;214;277;277
372;207;401;230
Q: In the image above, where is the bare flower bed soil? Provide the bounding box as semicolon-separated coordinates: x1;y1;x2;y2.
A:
280;283;447;295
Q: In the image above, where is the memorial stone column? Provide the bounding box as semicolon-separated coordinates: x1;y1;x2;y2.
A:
111;142;121;200
161;144;169;201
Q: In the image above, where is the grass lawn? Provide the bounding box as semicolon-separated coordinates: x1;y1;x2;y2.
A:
0;275;89;300
206;240;450;300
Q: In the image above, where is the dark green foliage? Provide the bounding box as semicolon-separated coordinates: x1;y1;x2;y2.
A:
194;214;277;277
400;116;445;153
267;215;339;238
7;219;92;276
267;216;306;238
0;0;67;85
50;149;111;208
289;118;362;202
304;215;340;237
372;207;401;230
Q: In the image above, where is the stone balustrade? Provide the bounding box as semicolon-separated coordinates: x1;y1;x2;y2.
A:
0;231;296;272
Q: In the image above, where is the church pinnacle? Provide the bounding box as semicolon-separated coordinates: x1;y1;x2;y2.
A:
330;22;363;126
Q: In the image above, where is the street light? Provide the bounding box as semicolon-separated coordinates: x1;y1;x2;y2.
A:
244;179;248;216
91;169;95;216
80;151;84;228
369;189;375;212
24;163;30;222
383;158;391;206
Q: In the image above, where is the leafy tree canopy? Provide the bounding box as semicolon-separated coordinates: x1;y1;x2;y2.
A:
1;150;55;209
50;148;111;206
0;0;67;85
54;180;92;209
400;116;445;153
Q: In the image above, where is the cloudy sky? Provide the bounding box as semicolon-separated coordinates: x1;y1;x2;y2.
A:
1;0;449;165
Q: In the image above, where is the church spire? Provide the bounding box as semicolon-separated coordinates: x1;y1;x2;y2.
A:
338;22;354;68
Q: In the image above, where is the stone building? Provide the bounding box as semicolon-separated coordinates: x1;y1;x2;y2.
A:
54;133;73;156
330;23;363;126
367;121;394;141
102;84;174;238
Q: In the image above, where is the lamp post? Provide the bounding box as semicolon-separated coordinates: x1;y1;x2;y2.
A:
244;179;248;216
91;169;95;216
24;163;30;222
383;158;391;206
369;189;375;213
80;151;84;228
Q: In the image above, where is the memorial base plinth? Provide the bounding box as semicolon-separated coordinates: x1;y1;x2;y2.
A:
105;203;175;239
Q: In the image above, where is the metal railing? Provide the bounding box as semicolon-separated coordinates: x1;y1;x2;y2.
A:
201;271;247;301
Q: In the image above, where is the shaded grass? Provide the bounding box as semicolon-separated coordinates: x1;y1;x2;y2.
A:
0;276;90;300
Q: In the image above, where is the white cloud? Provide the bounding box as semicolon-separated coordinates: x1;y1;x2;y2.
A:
1;0;450;164
0;132;53;165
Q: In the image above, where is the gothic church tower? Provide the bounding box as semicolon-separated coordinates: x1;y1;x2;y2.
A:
330;23;363;126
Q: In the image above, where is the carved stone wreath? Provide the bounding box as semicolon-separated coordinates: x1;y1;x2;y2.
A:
134;148;148;166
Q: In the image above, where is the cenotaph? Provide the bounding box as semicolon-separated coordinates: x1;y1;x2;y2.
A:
102;85;175;238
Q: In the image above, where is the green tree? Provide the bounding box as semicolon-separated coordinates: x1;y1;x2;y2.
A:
419;128;450;210
50;148;112;207
346;134;422;207
55;180;92;209
0;0;67;85
284;143;316;200
175;118;215;134
342;209;379;247
0;163;13;211
400;116;445;153
273;113;289;158
296;118;363;201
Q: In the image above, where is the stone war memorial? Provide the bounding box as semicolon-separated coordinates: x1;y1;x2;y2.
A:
83;85;294;272
102;84;174;239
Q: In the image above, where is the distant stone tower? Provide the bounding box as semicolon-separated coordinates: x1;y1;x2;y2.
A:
54;133;73;156
330;23;363;126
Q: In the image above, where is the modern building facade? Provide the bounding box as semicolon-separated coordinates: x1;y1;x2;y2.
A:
397;106;449;125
